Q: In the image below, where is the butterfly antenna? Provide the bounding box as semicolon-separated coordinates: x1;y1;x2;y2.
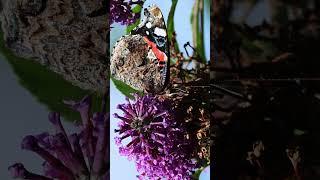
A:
211;84;251;101
183;41;197;58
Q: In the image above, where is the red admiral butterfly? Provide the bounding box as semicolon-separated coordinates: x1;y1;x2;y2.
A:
111;5;170;93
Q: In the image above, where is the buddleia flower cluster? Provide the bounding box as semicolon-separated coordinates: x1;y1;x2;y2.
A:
110;0;145;25
114;94;197;179
8;96;109;180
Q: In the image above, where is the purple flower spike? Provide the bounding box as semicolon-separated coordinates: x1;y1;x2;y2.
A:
114;94;197;179
10;95;109;180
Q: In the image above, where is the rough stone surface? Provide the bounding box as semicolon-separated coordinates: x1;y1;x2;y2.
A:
0;0;108;92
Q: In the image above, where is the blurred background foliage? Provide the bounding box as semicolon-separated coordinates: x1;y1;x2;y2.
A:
213;0;320;179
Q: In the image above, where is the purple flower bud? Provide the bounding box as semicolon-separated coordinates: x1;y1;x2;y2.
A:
69;133;88;173
8;163;27;179
9;163;53;180
42;162;72;180
48;112;60;126
48;112;72;150
64;95;92;126
21;136;39;151
49;133;88;176
92;113;109;176
79;126;95;167
35;132;51;149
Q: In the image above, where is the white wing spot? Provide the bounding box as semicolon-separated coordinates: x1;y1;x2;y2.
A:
146;31;150;35
154;27;167;37
147;49;157;62
146;22;152;29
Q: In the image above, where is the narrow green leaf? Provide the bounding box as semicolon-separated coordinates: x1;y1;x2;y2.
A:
111;76;142;99
192;168;202;180
132;4;142;14
191;0;206;63
167;0;178;40
167;0;180;54
126;20;140;34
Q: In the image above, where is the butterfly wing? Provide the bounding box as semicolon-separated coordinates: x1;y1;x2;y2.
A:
131;5;170;89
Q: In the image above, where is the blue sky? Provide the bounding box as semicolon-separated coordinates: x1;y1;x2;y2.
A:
110;0;210;179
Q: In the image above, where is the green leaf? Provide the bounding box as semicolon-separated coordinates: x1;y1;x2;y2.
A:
126;20;140;34
192;165;210;180
167;0;178;40
131;4;142;14
111;76;142;99
127;2;144;34
191;0;206;63
167;0;180;54
0;24;104;122
192;168;202;180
